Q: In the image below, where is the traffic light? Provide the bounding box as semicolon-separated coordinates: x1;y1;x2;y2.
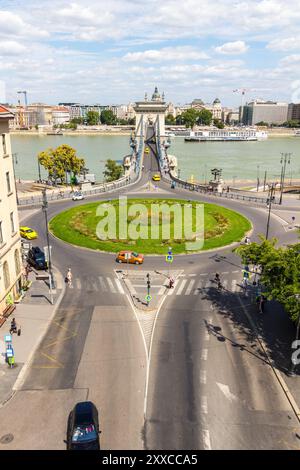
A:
146;273;151;290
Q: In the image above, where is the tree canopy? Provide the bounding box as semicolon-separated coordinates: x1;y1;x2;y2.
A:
86;111;100;125
38;144;85;184
177;108;213;128
103;159;123;182
236;237;300;322
101;110;117;125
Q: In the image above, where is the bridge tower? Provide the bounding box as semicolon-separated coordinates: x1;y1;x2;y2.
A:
133;87;168;138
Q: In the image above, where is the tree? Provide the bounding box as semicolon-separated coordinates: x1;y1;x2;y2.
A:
236;237;300;322
197;109;213;126
213;118;225;129
180;108;199;129
86;111;100;125
38;145;85;184
103;159;123;182
100;110;117;125
70;117;84;125
283;120;300;128
256;121;269;126
165;113;176;125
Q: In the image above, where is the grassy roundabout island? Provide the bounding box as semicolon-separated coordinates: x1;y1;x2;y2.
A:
49;198;251;254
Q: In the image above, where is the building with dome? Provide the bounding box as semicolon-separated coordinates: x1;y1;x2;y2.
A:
191;98;223;121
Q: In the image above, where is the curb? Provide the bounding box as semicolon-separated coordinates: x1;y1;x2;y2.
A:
10;265;66;396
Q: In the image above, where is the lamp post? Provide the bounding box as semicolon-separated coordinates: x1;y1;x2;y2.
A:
42;188;55;303
265;182;276;240
256;165;260;192
279;152;292;205
37;156;42;182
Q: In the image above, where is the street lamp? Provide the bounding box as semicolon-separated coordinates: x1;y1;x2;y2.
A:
265;182;276;240
256;165;260;192
37;155;42;183
42;188;55;303
279;152;292;205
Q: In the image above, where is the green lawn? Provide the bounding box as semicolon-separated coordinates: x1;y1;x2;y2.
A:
49;198;251;254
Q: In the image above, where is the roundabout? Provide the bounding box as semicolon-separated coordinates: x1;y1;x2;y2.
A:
49;198;251;254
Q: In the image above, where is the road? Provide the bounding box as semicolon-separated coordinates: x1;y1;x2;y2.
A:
1;137;300;450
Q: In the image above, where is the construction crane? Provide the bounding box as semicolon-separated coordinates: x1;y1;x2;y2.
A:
17;90;28;129
233;88;257;124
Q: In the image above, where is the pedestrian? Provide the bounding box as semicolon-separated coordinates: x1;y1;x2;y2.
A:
169;278;174;289
10;317;17;334
66;267;73;288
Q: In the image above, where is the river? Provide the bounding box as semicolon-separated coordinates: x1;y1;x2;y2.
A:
11;134;300;184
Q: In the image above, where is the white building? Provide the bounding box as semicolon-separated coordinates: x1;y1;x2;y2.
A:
51;106;70;125
242;100;289;125
191;98;223;120
0;106;23;317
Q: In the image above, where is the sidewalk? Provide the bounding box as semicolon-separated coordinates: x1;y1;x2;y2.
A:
0;266;65;406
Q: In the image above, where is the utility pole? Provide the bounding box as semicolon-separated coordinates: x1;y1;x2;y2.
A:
263;170;267;192
42;188;55;303
266;183;275;240
279;153;292;205
256;165;260;192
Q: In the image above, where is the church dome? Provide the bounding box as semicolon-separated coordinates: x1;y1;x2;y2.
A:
151;87;161;101
213;98;221;105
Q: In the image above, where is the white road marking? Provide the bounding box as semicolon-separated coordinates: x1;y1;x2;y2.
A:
231;279;237;293
189;273;197;277
75;278;82;289
115;278;125;294
232;270;240;274
200;370;207;384
201;349;208;360
106;277;117;293
98;276;108;292
176;279;187;295
223;271;229;274
158;286;166;295
200;273;208;276
204;331;210;341
216;382;238;402
185;280;195;295
194;279;203;295
168;279;179;295
201;396;208;414
202;430;211;450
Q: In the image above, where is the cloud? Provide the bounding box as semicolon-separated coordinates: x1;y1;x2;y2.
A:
267;37;300;51
0;40;26;55
0;10;49;39
123;47;209;62
215;41;249;55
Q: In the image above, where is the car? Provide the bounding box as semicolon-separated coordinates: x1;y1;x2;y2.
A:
20;226;38;240
152;174;161;181
27;246;47;270
116;251;144;265
72;191;85;201
66;401;100;450
145;147;150;153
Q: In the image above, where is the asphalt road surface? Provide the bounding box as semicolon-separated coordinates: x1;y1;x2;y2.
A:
1;139;300;450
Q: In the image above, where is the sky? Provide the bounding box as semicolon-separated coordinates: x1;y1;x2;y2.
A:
0;0;300;107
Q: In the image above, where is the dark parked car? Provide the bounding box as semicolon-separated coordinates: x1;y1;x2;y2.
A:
67;401;100;450
27;246;47;270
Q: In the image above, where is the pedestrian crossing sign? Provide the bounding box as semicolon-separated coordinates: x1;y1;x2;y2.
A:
166;255;173;263
145;294;152;302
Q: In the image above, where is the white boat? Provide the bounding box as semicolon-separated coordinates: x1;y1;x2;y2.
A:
294;130;300;137
184;128;268;142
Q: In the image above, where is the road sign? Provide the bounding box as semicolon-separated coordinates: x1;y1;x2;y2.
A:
166;255;173;263
243;271;249;279
145;294;152;302
4;335;12;343
6;348;14;358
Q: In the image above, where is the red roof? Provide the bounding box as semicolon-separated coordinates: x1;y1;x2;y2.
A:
0;105;14;119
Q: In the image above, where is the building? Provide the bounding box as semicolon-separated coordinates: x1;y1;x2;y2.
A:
191;98;223;120
52;106;70;125
242;100;289;125
0;106;23;316
287;103;300;121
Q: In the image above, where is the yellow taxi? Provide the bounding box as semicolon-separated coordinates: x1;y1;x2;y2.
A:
152;174;161;181
116;251;144;265
145;147;150;153
20;226;38;240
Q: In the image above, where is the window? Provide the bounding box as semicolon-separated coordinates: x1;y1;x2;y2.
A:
6;171;11;194
3;261;10;290
2;134;7;155
14;249;21;275
0;221;3;244
10;212;15;234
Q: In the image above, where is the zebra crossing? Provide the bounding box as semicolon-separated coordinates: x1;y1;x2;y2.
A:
71;274;242;296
